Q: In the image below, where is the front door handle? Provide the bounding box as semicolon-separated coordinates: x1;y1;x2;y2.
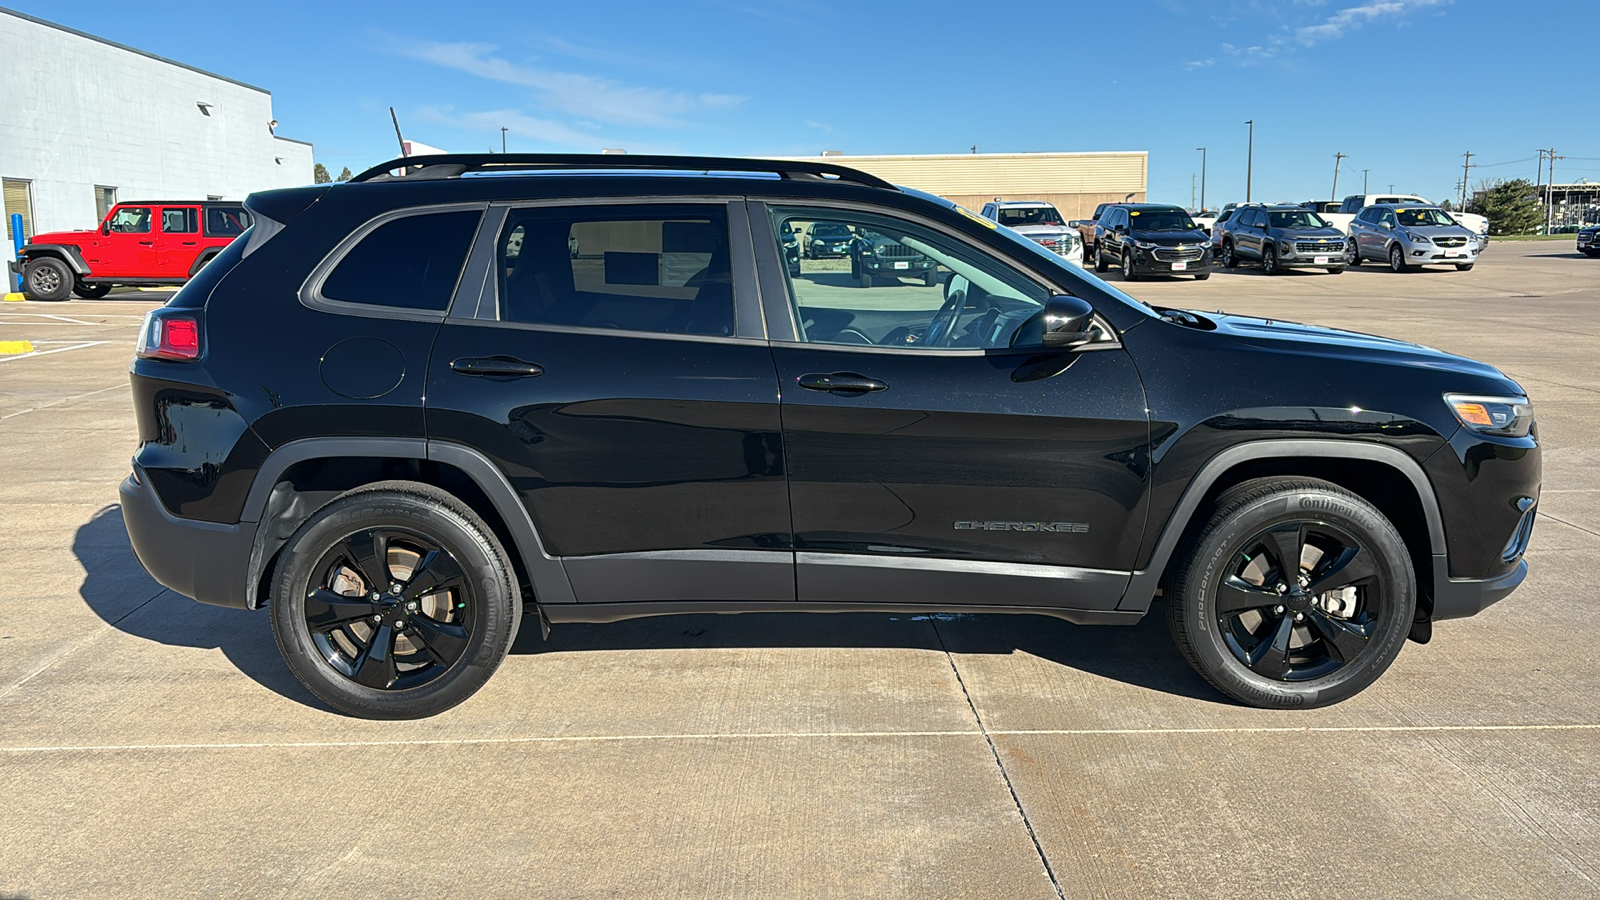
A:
450;356;544;378
797;372;887;394
138;240;154;246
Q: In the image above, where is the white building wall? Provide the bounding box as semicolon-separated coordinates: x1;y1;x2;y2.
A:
0;9;313;265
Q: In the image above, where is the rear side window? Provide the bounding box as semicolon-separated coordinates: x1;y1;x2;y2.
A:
322;209;482;311
162;208;198;233
205;206;252;237
496;204;733;337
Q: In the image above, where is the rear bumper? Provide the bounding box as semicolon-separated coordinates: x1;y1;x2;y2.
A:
120;466;258;609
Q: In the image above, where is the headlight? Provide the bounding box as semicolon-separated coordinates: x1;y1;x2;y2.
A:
1133;240;1157;250
1404;231;1432;244
1445;394;1534;438
1279;241;1294;254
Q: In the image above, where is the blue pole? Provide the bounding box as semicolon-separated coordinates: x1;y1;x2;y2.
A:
9;213;22;292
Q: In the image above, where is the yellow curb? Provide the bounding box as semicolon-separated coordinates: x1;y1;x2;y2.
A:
0;340;34;354
3;293;24;302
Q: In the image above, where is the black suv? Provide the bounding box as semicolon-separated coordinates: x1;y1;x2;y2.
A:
1092;204;1212;281
122;154;1539;719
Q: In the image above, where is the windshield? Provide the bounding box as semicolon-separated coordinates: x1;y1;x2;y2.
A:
1395;208;1456;227
1128;209;1197;232
811;223;851;238
997;206;1065;228
1267;210;1331;229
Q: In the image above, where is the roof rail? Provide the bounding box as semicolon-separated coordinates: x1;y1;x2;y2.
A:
347;153;897;190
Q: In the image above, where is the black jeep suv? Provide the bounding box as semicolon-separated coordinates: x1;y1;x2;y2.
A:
122;154;1539;719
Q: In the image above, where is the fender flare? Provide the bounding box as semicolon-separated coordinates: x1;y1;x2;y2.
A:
187;248;221;277
1117;439;1446;613
239;437;576;609
21;244;90;276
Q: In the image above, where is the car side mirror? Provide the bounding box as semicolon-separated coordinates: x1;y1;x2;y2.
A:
1040;295;1097;349
100;222;110;236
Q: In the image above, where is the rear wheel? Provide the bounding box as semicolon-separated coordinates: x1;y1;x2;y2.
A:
22;257;73;301
1389;243;1410;273
269;482;520;719
1166;477;1415;709
73;280;112;299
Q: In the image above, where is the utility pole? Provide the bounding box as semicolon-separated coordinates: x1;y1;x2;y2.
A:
1362;169;1369;194
1331;152;1348;201
1196;147;1208;211
1460;151;1475;211
1244;121;1254;203
501;127;508;153
1546;149;1564;232
1191;172;1197;211
389;107;406;156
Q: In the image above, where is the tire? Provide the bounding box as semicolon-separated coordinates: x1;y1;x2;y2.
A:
22;257;73;302
1262;245;1279;276
1093;244;1108;273
1166;477;1416;709
1584;250;1599;259
1122;249;1139;282
73;281;112;299
857;269;873;288
1455;263;1474;271
1346;241;1361;267
268;481;521;719
923;270;940;287
1222;240;1238;269
1389;243;1409;273
1326;267;1344;275
1194;269;1210;281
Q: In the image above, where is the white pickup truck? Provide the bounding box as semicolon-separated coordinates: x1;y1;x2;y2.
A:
1322;194;1489;239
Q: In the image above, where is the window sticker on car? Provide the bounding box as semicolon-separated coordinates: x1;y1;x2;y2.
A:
1130;211;1141;216
956;206;998;229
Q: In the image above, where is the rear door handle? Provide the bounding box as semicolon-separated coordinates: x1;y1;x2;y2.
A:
138;240;154;245
797;372;888;394
450;356;544;378
182;241;197;246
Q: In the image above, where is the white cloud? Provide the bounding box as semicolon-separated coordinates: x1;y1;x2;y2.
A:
1295;0;1449;45
411;106;603;151
383;36;746;129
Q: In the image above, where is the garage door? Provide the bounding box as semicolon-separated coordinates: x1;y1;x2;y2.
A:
4;178;34;243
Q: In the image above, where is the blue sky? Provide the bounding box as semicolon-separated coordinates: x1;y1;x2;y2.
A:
19;0;1596;207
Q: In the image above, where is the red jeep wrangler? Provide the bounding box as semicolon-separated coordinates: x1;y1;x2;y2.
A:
11;201;252;301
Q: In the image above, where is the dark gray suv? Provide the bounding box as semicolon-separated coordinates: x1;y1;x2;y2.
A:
1220;206;1347;275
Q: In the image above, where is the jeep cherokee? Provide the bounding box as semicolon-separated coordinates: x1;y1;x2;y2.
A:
121;154;1539;719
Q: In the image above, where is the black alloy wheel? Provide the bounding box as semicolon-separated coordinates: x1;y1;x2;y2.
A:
73;281;112;299
1167;477;1414;708
1262;245;1279;276
23;257;73;302
270;482;519;719
1346;240;1361;266
1389;244;1409;273
1222;241;1238;269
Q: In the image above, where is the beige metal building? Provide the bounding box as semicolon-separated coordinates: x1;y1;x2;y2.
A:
781;151;1147;219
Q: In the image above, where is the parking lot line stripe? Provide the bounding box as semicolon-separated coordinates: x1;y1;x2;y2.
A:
3;723;1596;754
0;383;127;420
0;340;108;363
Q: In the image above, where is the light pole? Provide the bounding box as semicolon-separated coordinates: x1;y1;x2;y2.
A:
1244;121;1254;203
501;127;508;153
1196;147;1207;211
1331;152;1348;201
1362;169;1369;194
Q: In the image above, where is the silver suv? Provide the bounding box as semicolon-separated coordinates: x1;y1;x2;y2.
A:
1347;203;1479;272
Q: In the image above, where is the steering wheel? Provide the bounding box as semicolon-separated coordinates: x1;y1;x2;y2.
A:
924;283;966;348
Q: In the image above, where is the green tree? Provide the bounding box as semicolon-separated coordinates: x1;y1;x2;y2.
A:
313;163;332;184
336;166;352;182
1479;178;1542;235
1438;198;1454;211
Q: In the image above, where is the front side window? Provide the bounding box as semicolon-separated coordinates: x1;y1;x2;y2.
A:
498;204;733;337
771;206;1052;350
107;207;150;233
321;209;481;311
1380;210;1398;228
162;207;198;234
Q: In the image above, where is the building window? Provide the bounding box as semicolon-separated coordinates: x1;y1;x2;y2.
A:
96;186;118;222
3;178;34;243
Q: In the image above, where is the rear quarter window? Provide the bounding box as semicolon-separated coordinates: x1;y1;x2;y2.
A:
321;209;482;311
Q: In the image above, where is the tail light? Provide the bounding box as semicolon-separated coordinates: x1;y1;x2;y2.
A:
136;309;203;361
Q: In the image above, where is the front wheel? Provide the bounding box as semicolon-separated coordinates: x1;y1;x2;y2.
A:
23;257;73;301
269;482;520;719
1455;263;1474;271
923;269;940;287
1093;244;1108;273
1389;244;1410;273
1121;249;1139;282
1167;477;1415;709
1262;245;1279;276
1346;240;1361;266
1194;269;1211;281
1222;241;1238;269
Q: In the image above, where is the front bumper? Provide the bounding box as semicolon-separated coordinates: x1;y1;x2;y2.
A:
808;242;851;258
1577;233;1599;250
1401;242;1478;265
1431;557;1527;620
120;466;259;609
860;255;936;275
1276;246;1348;269
1128;247;1212;275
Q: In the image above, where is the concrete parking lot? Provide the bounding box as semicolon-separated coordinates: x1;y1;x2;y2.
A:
2;242;1597;899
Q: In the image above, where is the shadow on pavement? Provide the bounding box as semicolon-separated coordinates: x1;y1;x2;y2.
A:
73;504;329;710
76;504;1221;709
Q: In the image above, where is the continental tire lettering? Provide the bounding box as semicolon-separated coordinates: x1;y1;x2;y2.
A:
1297;497;1344;512
953;521;1089;533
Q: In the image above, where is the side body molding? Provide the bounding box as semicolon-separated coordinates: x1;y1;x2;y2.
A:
1118;439;1448;613
239;437;576;609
